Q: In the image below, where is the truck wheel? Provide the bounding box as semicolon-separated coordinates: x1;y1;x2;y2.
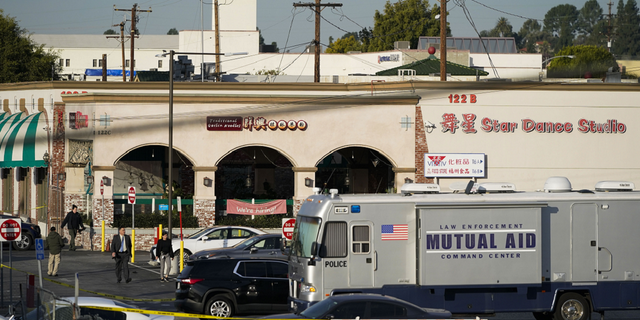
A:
13;233;33;251
553;293;590;320
205;294;234;317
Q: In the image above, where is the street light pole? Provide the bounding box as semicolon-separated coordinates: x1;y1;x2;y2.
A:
160;50;247;239
168;50;174;239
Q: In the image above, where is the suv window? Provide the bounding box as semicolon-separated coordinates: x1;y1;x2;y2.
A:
370;302;407;318
332;302;367;319
236;261;268;278
268;261;288;278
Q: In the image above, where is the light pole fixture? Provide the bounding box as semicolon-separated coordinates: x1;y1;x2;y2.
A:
203;177;212;187
305;177;313;188
155;49;248;239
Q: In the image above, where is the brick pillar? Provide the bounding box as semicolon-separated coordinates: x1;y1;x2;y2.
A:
415;106;433;183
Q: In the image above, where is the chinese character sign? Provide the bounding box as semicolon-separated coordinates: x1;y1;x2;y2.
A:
424;153;485;178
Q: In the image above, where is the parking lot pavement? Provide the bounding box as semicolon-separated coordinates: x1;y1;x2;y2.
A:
0;249;181;316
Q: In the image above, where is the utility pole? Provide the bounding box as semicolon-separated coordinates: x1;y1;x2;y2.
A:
440;0;447;81
214;0;221;81
106;22;127;82
113;3;152;81
101;54;107;82
293;1;342;83
605;0;615;52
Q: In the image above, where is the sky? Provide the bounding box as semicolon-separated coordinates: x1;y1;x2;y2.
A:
2;0;616;52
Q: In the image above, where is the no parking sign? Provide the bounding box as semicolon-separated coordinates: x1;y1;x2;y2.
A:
0;219;21;242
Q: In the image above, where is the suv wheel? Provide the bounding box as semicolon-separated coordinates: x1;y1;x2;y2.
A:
13;233;33;251
205;294;234;317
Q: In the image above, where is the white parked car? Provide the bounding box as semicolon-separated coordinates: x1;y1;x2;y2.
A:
149;226;266;262
22;296;173;320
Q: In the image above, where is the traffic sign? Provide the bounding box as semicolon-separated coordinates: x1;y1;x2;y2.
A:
100;180;104;196
282;218;296;240
35;238;45;260
159;204;169;211
0;219;21;242
128;186;136;204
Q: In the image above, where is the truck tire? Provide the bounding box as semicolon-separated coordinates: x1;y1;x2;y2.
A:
205;294;234;317
553;293;590;320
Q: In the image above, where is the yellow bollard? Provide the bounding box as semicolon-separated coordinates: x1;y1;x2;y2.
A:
101;221;105;252
180;241;184;272
159;224;162;238
131;229;135;263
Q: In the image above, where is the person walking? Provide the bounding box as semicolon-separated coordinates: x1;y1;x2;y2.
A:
45;227;64;276
155;231;174;282
110;227;132;283
61;205;85;251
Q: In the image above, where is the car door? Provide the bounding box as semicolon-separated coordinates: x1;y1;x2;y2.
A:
267;260;289;312
368;302;408;319
194;228;228;252
246;237;279;258
233;261;273;313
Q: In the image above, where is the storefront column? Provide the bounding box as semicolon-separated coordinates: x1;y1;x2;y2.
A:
393;167;417;193
292;167;317;215
193;166;217;227
91;166;115;227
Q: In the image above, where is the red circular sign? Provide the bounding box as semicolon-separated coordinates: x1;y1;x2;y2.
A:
1;219;21;241
282;218;296;240
128;186;136;204
100;180;104;196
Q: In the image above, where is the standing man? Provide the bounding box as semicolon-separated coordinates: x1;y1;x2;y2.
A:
111;227;132;283
61;205;85;251
45;227;64;276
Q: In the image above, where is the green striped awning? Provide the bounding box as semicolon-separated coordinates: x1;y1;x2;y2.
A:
0;113;48;168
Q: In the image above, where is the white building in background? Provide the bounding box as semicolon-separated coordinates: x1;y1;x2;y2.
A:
32;0;542;82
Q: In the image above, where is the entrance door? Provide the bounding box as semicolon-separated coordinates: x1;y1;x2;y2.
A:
571;203;598;281
348;222;374;287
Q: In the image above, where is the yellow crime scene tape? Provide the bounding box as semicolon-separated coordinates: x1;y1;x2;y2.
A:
0;264;174;302
81;305;259;319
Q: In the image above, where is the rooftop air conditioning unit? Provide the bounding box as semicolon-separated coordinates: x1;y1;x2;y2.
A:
401;183;440;195
544;176;572;193
595;181;635;192
394;41;410;50
477;182;516;193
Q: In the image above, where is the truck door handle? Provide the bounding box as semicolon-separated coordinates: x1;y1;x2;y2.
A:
590;240;596;247
374;251;377;271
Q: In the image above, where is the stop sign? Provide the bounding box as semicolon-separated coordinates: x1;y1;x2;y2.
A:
0;219;21;241
100;180;104;196
282;218;296;240
128;186;136;204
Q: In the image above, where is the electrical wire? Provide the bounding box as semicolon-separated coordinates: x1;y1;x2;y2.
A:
468;0;541;22
453;0;500;78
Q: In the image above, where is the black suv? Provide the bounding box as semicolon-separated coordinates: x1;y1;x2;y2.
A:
0;214;42;251
175;258;289;317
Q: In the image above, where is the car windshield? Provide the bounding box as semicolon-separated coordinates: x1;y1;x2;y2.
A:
299;297;338;318
187;228;211;239
291;216;321;258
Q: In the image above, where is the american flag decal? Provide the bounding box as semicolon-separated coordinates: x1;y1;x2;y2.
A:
381;224;408;240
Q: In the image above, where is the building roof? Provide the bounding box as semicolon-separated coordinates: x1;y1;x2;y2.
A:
418;36;518;54
375;55;489;76
30;34;178;49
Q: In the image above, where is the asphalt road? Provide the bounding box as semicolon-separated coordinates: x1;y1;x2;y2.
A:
0;249;639;320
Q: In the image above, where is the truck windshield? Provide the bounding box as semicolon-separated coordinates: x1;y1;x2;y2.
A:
291;216;321;258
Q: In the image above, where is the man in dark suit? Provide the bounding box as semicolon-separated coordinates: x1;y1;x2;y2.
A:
110;227;132;283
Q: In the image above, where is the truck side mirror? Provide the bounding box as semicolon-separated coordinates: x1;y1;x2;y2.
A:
308;242;318;266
